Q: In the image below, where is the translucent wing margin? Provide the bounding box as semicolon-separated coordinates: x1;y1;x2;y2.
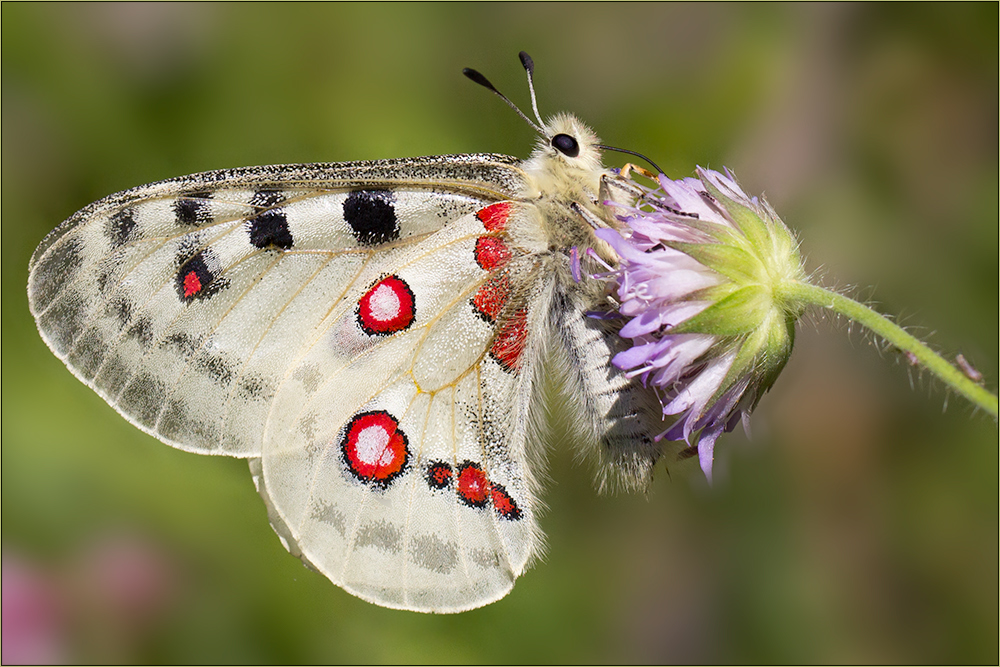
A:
27;154;525;457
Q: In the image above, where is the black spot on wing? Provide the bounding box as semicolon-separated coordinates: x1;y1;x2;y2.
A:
343;190;398;246
238;374;273;400
173;190;214;226
162;332;203;357
246;190;293;250
248;209;293;249
194;352;234;386
176;250;226;302
105;208;137;248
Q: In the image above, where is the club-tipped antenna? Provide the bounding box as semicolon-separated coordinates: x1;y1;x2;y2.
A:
518;51;545;129
596;144;664;175
462;65;545;136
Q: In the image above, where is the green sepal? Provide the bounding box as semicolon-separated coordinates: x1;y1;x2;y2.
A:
705;310;797;411
669;284;771;336
683;282;741;304
668;241;765;285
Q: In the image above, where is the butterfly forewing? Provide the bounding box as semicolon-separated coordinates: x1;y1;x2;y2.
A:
28;155;525;456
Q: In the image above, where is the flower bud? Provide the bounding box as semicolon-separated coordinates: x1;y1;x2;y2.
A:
595;167;807;481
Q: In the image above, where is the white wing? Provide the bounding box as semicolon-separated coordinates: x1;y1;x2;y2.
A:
27;155;523;456
252;198;561;612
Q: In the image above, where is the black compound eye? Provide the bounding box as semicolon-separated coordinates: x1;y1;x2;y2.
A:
551;133;580;158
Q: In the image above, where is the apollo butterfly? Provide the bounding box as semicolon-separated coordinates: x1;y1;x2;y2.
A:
27;53;671;613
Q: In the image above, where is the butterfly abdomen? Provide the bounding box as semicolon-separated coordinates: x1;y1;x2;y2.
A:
547;279;670;492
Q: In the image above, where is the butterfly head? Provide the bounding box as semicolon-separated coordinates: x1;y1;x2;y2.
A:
523;112;606;199
537;113;604;176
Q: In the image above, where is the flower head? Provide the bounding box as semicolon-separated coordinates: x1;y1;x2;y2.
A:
595;167;807;482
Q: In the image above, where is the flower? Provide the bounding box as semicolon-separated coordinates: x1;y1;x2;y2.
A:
2;555;67;665
594;167;807;482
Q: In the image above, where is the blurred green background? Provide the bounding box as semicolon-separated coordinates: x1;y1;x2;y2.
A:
3;3;996;663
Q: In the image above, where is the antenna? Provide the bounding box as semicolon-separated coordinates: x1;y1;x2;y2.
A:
463;58;545;136
517;51;545;129
596;144;664;175
464;53;666;175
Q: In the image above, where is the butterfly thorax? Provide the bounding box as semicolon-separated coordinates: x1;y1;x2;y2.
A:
519;113;618;257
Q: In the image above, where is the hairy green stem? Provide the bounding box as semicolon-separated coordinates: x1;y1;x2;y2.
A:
780;281;998;419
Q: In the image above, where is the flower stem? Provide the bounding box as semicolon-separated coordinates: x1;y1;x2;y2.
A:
781;281;999;418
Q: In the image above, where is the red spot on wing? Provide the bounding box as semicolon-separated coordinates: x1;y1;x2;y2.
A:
472;273;510;323
490;308;528;372
341;411;409;487
182;270;202;298
489;484;522;520
435;460;523;521
476;202;511;231
176;252;220;302
474;236;511;271
357;275;415;335
426;461;453;489
456;463;490;507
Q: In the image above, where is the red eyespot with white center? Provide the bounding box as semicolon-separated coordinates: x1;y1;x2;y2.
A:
357;275;415;335
490;308;528;372
340;410;410;487
476;202;511;231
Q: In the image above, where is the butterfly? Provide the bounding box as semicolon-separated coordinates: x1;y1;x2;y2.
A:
27;52;670;613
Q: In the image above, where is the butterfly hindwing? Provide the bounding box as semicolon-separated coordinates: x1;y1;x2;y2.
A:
256;201;552;612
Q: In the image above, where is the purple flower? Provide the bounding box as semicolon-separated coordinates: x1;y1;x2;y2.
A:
595;167;806;482
2;555;67;665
